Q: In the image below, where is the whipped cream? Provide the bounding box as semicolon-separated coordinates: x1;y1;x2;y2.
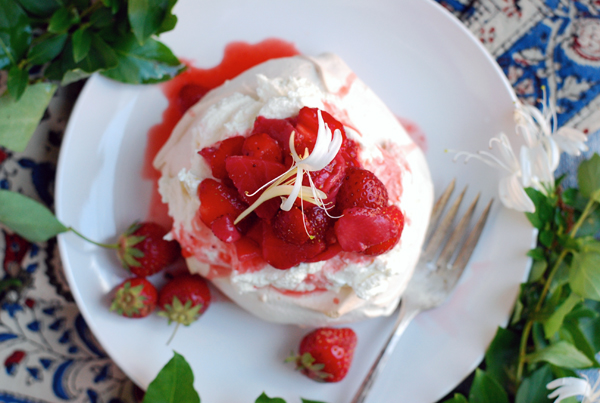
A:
154;53;433;326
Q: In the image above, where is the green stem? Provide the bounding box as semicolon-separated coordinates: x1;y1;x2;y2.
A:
68;227;118;249
80;0;103;19
515;197;596;385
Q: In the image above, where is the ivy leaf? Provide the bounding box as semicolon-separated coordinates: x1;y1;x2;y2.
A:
543;292;583;339
528;260;548;283
48;7;80;33
7;65;28;101
0;190;68;243
0;82;56;152
484;327;519;387
442;394;469;403
526;340;592;368
27;33;68;65
142;351;200;403
0;0;32;69
101;34;185;84
514;365;552;403
578;153;600;202
128;0;170;44
72;28;92;63
468;369;510;403
254;392;286;403
569;251;600;301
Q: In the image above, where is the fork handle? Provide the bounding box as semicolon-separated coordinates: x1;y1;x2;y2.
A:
350;301;421;403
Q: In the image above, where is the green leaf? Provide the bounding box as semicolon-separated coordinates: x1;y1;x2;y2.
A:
89;7;114;28
0;190;68;242
569;251;600;301
14;0;60;17
525;188;554;229
539;229;554;248
578;153;600;201
101;0;122;14
0;0;32;69
442;394;469;403
543;292;583;339
0;82;56;152
468;369;509;403
485;327;519;387
515;365;552;403
7;65;28;101
527;247;545;261
101;34;184;84
526;340;592;368
27;33;67;65
142;351;200;403
562;320;600;367
156;0;178;34
255;392;286;403
562;187;578;206
128;0;169;44
528;260;548;283
48;7;80;33
301;399;328;403
72;28;92;63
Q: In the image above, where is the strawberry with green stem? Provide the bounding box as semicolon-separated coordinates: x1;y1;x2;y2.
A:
110;278;158;318
158;274;212;344
287;327;357;383
70;221;180;277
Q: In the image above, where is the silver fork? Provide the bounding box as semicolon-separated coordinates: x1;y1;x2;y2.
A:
350;179;493;403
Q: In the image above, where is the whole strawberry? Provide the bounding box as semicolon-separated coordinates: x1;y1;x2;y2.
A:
158;274;212;343
117;222;180;277
287;327;357;382
110;278;158;318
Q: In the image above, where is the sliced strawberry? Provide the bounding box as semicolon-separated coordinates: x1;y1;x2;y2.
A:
272;206;312;245
211;214;242;243
304;206;333;241
306;153;346;204
198;179;248;227
334;207;398;253
225;156;286;219
251;116;296;154
304;243;342;263
177;84;210;114
340;138;361;168
242;132;283;163
262;224;325;270
364;205;405;256
245;221;264;246
335;167;388;213
234;237;262;262
198;136;245;181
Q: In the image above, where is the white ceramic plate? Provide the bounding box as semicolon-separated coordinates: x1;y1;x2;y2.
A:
56;0;534;402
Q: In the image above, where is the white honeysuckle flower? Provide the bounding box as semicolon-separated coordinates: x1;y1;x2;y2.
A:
547;373;600;403
454;133;536;213
234;109;342;226
554;126;589;156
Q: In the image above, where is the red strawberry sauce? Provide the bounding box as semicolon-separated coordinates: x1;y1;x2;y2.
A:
143;39;300;228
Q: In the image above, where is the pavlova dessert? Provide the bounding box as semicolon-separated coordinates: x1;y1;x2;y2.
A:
153;53;433;326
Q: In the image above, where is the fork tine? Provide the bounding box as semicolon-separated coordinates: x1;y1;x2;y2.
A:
451;199;493;272
424;179;456;242
436;193;480;270
422;186;467;261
